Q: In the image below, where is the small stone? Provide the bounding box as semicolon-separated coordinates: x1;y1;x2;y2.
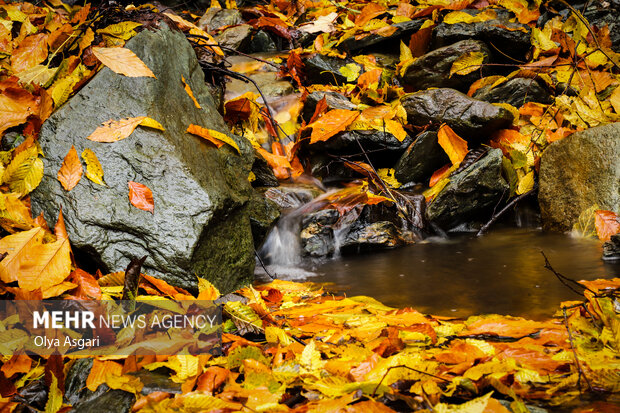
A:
198;8;244;32
426;149;509;230
394;131;449;185
300;209;340;257
216;24;253;51
603;234;620;262
401;39;491;92
473;78;552;107
401;88;513;140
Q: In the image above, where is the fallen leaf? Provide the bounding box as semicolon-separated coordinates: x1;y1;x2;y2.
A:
182;76;201;109
186;124;241;154
86;117;145;142
128;181;154;214
450;51;485;77
11;33;48;72
309;109;360;144
595;210;620;241
81;148;105;186
2;145;44;197
0;86;37;134
437;124;468;165
92;47;156;78
57;145;83;191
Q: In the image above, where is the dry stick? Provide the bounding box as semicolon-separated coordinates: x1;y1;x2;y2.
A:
371;364;450;398
476;185;537;237
562;307;593;393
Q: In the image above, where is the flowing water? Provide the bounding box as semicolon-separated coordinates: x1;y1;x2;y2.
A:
259;221;619;320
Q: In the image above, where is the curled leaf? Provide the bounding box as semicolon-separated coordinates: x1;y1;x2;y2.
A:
186;124;241;154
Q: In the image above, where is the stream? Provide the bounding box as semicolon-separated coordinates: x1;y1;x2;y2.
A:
258;224;619;320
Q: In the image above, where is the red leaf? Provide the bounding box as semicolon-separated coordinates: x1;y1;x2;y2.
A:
128;181;154;213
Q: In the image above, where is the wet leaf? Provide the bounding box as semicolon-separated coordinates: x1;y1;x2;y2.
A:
97;22;142;41
128;181;154;213
81;148;105;186
3;145;44;197
339;63;361;82
92;47;156;78
44;374;62;413
450;51;485;77
86;116;146;142
594;210;620;241
57;145;83;191
11;33;48;72
182;76;201;109
186;124;240;154
0;86;37;134
308;109;360;144
437;124;468;166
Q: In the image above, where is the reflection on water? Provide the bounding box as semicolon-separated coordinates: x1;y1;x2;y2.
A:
303;229;619;320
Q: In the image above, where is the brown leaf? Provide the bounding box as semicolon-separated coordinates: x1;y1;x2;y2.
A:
0;355;32;378
309;109;359;144
409;26;434;58
128;181;154;213
57;146;83;191
86;117;146;142
196;366;229;392
69;268;101;299
92;47;156;78
11;33;49;72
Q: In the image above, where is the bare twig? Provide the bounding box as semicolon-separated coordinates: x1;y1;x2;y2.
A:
477;185;537;236
371;364;450;398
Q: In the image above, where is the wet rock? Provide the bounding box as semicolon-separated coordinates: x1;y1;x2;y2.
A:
473;78;552;106
247;30;278;53
71;389;136;413
603;234;620;262
247;191;280;248
308;130;413;161
337;19;424;53
582;2;620;53
394;131;449;185
249;72;294;99
301;91;357;123
341;221;404;253
401;88;514;140
30;25;259;294
300;209;340;257
198;8;244;32
216;24;253;50
401;39;491;92
433;16;531;60
539;123;620;232
309;154;358;183
251;153;279;187
303;54;361;85
426;148;509;230
264;184;324;209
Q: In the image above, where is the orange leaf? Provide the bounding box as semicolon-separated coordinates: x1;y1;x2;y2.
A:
69;268;101;299
128;181;154;214
11;33;49;72
0;355;32;378
595;210;620;241
86;117;146;142
86;359;123;391
355;3;387;27
196;366;229;392
357;68;382;88
92;47;156;78
0;85;38;134
57;146;83;191
309;109;359;144
182;76;201;108
437;124;468;165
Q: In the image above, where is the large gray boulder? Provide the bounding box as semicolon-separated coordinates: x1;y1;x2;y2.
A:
539;123;620;232
401;88;513;141
401;39;491;92
427;148;508;229
31;25;264;294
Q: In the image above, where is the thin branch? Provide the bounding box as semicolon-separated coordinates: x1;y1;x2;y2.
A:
371;364;450;398
477;185;537;236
